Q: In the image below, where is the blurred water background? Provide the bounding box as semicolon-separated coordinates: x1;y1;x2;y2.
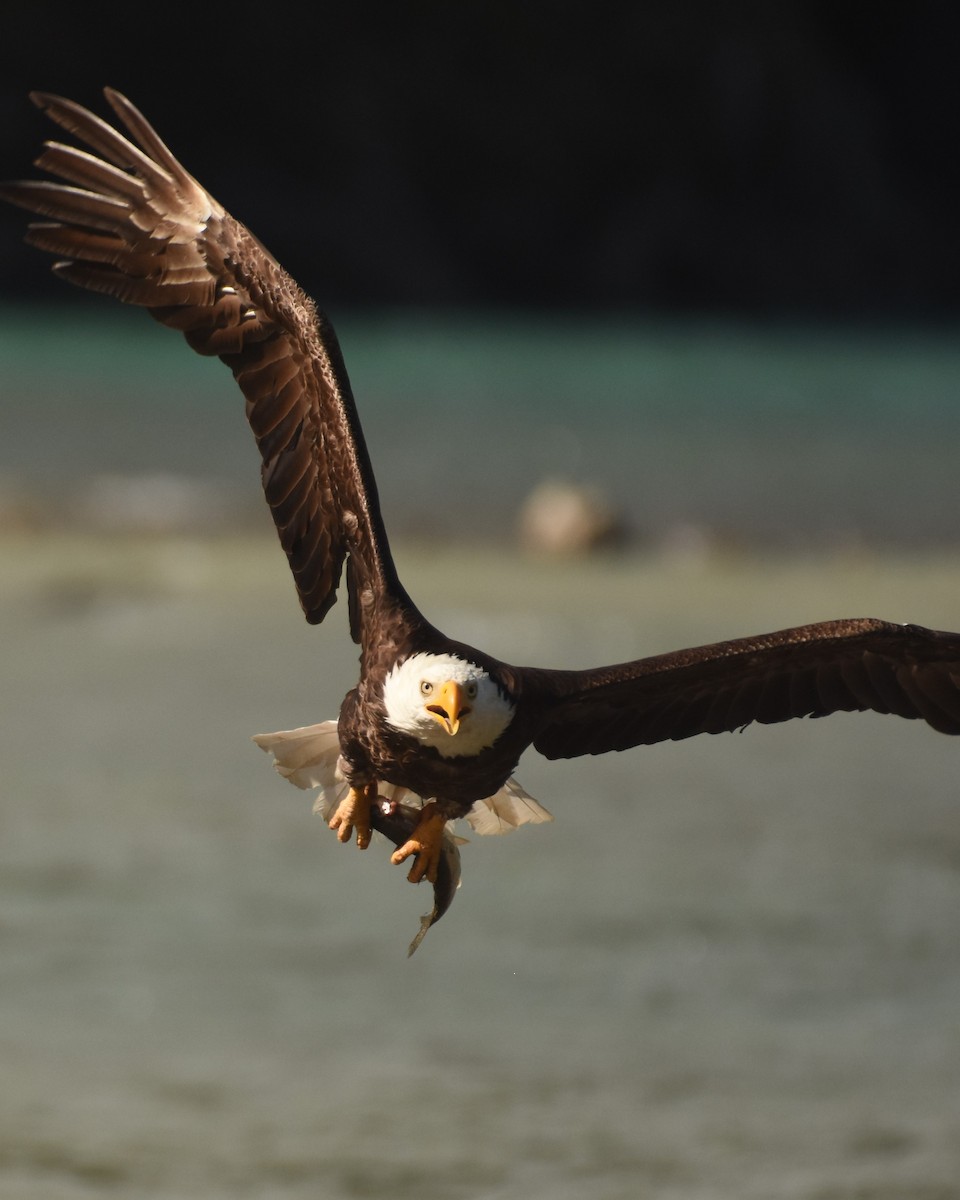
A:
5;307;960;548
3;310;960;1200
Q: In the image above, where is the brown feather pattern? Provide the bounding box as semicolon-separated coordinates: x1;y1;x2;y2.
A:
530;619;960;757
0;88;407;633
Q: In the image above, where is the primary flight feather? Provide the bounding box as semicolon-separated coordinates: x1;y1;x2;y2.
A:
5;89;960;951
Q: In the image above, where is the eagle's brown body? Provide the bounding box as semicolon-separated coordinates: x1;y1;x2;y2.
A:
5;89;960;941
341;681;532;817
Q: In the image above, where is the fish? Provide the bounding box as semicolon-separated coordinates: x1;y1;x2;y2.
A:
370;798;462;956
252;721;466;955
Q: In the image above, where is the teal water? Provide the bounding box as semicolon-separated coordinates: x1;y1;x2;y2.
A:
2;306;960;545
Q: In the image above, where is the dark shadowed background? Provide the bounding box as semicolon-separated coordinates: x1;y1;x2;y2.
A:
2;1;959;317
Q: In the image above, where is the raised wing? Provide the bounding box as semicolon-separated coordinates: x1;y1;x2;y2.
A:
527;618;960;758
0;88;411;637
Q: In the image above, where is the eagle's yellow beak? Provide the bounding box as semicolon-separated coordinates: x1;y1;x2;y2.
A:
425;680;471;736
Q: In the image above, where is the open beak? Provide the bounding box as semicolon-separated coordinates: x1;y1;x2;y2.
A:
426;680;471;736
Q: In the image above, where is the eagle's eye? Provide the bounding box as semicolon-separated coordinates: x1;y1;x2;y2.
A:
465;681;478;700
420;681;434;696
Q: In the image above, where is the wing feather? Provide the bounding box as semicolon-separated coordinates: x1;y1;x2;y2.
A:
528;619;960;758
0;88;413;636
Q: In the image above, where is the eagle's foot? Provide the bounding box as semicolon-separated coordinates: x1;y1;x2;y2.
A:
390;802;447;884
328;782;376;849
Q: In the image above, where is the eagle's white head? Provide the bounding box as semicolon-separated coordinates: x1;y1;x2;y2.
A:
382;652;515;758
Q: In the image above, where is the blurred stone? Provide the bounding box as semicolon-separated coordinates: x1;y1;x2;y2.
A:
518;479;624;555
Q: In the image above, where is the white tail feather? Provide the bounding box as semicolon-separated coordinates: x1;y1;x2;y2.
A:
464;777;554;835
252;721;347;819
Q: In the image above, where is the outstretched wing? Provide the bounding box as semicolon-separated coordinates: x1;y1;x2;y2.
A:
526;618;960;758
0;88;412;637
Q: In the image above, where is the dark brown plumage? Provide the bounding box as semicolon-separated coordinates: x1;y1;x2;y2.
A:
5;89;960;940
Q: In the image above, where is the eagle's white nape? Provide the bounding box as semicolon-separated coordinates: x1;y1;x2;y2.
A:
382;652;516;758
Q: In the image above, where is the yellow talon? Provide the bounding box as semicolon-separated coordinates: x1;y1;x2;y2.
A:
390;802;447;884
328;782;376;849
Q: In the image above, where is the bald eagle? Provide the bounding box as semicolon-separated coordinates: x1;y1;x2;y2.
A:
5;89;960;952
